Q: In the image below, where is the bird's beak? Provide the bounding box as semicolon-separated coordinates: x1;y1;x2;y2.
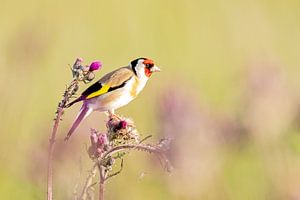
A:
151;65;161;72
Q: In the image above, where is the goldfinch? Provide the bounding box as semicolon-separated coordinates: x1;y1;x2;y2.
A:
65;58;161;140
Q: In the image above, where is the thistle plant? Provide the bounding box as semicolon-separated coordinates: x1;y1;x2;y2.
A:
48;58;171;200
47;58;101;200
78;116;171;200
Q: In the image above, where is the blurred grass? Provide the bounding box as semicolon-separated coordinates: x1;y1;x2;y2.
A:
1;0;300;199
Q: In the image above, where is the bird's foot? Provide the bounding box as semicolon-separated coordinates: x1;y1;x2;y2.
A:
107;111;122;120
64;135;70;141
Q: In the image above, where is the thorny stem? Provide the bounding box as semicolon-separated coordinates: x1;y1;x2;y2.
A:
98;161;105;200
93;143;170;200
79;163;98;200
99;180;104;200
103;144;172;172
102;144;163;160
47;58;100;200
47;79;78;200
47;107;63;200
82;125;171;200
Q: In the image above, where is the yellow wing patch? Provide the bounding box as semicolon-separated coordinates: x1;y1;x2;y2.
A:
86;84;110;99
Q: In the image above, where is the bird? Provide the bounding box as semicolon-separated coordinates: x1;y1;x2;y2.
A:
64;58;161;141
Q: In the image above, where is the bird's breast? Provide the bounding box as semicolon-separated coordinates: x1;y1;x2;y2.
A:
86;76;148;112
130;76;147;97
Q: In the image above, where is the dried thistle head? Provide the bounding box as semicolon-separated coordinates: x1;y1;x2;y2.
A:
71;58;102;83
83;113;172;200
106;116;140;144
88;115;141;160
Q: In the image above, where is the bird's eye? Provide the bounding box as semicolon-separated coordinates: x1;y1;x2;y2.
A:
145;63;153;68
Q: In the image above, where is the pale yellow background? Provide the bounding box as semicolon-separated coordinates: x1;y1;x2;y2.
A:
1;0;300;199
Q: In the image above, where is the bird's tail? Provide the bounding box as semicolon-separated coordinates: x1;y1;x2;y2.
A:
64;105;93;141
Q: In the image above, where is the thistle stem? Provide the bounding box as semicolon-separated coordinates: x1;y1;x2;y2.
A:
79;163;98;200
47;79;78;200
98;162;105;200
47;107;63;200
99;178;105;200
102;144;162;159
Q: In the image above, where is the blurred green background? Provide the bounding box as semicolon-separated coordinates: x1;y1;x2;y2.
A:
1;0;300;199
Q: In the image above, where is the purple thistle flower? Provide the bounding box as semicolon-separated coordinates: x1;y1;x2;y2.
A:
98;133;108;146
118;120;128;130
89;60;102;71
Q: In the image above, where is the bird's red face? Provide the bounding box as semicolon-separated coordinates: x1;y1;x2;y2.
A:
143;59;161;77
